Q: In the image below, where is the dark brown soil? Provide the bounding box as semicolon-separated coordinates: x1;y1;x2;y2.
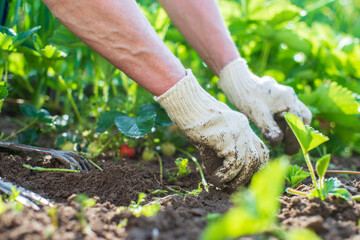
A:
0;147;360;239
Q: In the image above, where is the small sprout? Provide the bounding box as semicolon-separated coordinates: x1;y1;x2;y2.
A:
119;193;160;218
285;165;310;188
175;158;191;177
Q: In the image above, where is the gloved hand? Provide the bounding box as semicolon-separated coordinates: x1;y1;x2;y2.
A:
218;58;312;154
155;70;269;189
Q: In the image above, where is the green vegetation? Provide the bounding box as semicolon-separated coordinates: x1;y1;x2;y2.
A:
0;0;359;239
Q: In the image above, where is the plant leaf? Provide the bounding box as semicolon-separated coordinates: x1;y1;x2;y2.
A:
115;111;156;138
284;113;329;153
308;177;351;201
97;110;126;132
0;84;9;99
13;26;41;47
315;154;331;181
138;103;172;127
18;128;39;144
285;165;310;188
20;104;38;119
201;158;288;240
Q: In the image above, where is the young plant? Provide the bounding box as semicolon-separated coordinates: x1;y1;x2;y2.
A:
285;164;311;188
284;113;350;200
201;158;321;240
119;193;160;218
175;157;191;177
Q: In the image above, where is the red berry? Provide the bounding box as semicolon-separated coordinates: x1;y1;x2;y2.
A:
120;143;136;158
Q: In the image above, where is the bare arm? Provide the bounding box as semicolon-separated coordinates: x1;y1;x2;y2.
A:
158;0;239;76
42;0;185;96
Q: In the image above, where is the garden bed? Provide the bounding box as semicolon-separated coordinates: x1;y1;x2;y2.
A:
0;150;359;240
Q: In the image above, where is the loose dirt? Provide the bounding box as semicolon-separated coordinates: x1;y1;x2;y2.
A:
0;149;360;239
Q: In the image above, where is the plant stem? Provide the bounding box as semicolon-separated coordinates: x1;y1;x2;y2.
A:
304;152;318;189
155;152;163;185
0;54;8;113
257;41;272;75
176;148;209;192
87;159;103;172
2;120;37;142
304;169;360;175
23;164;80;173
286;188;308;196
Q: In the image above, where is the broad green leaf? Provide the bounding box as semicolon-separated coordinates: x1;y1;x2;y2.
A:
18;128;39;144
285;165;310;188
13;26;41;47
0;32;13;51
315;154;331;181
97;110;126;132
274;30;311;54
0;84;9;99
201;158;288;240
248;1;301;23
20;104;38;119
115;111;156;138
32;34;43;51
284;113;329;153
138;103;172;127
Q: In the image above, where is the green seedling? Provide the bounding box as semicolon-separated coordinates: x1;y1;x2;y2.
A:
285;165;311;188
166;170;178;183
201;158;321;240
23;164;80;173
284;113;351;200
119;193;160;218
175;158;191;177
75;194;96;235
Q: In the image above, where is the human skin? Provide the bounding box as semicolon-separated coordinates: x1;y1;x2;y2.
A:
41;0;185;96
158;0;240;76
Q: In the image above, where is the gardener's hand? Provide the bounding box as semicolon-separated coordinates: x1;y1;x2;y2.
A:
155;70;269;189
218;58;312;154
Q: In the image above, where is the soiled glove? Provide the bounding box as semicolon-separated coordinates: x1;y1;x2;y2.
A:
155;70;269;189
218;58;312;154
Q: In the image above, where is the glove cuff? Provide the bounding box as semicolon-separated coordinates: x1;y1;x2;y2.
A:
155;69;228;129
218;58;257;109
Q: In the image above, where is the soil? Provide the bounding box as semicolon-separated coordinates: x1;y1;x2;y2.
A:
0;116;360;240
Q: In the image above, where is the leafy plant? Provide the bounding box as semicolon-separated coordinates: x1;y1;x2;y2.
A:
284;113;351;200
119;193;160;218
285;164;311;188
201;158;320;240
175;158;191;177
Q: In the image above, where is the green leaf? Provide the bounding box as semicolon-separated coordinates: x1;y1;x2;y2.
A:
284;113;329;153
308;178;351;201
274;30;311;54
18;128;39;144
0;84;9;99
115;111;156;138
201;158;288;240
20;104;38;119
0;26;16;37
39;45;67;59
97;110;126;132
315;154;331;181
13;26;41;47
285;228;321;240
285;165;310;188
138;103;172;127
37;109;53;124
248;1;301;23
0;32;14;51
32;34;43;51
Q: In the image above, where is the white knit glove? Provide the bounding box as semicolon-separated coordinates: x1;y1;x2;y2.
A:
155;70;269;189
219;58;312;154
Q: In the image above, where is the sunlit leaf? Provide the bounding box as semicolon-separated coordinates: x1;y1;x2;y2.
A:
13;26;41;47
315;154;331;181
201;158;288;240
0;32;13;51
138;103;172;127
284;113;329;153
0;84;9;99
115;111;156;138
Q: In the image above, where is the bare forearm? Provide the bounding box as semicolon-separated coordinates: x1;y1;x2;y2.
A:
42;0;185;96
158;0;239;76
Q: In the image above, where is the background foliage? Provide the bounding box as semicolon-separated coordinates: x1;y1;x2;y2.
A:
0;0;359;157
